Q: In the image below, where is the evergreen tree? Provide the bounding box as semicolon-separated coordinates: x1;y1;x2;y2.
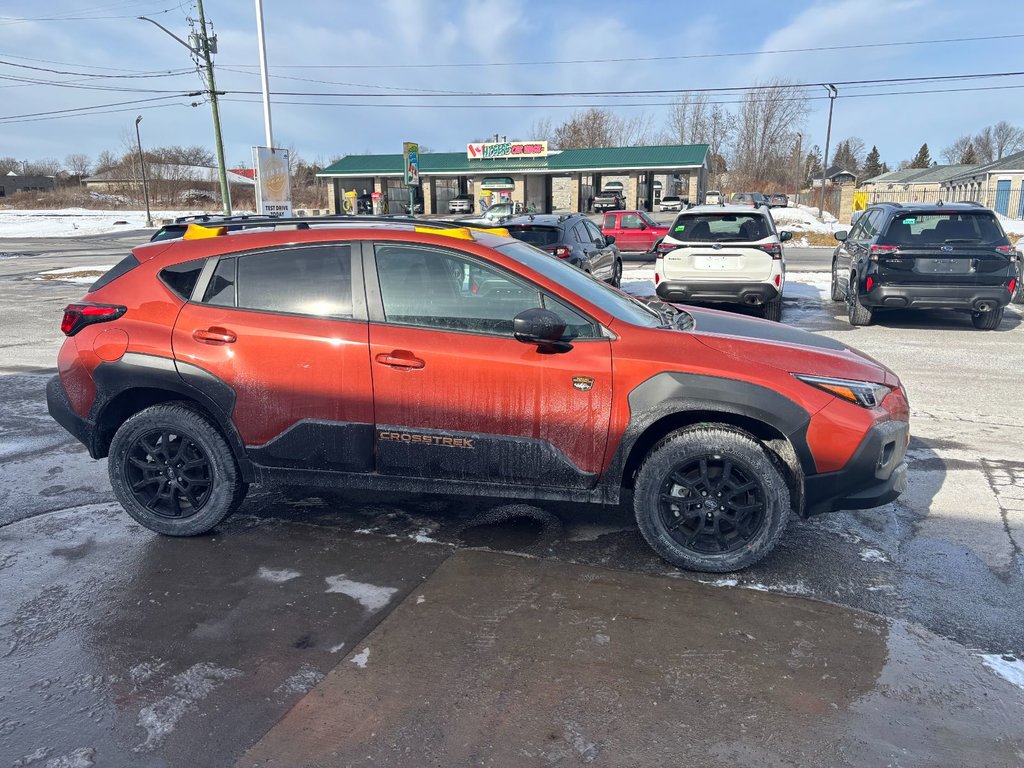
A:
881;162;890;173
804;145;823;184
832;140;858;174
961;142;978;165
909;143;931;169
862;145;882;179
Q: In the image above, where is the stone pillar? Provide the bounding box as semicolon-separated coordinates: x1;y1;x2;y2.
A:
327;179;338;214
626;172;640;210
513;175;526;208
422;179;433;216
839;183;856;225
687;172;698;204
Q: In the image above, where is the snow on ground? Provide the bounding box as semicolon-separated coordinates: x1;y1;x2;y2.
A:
0;208;233;238
35;264;115;285
979;654;1024;691
996;212;1024;238
770;204;842;235
324;574;398;611
620;268;830;302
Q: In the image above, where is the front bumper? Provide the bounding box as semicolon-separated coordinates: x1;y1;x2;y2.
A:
862;283;1011;311
47;374;100;457
656;280;780;306
804;419;909;515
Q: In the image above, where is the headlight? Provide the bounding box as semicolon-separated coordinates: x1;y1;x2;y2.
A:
793;374;891;408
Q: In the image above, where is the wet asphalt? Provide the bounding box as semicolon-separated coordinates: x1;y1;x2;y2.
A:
1;230;1023;766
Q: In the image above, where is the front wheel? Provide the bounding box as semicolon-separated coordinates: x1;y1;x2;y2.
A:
609;258;623;288
972;306;1004;330
830;261;844;302
108;403;247;536
633;426;791;572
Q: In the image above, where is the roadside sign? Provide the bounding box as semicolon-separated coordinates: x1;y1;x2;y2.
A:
467;140;548;160
252;146;292;217
403;142;419;187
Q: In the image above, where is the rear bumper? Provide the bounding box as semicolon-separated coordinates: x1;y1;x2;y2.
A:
804;419;909;515
656;280;780;305
863;283;1011;311
47;375;100;458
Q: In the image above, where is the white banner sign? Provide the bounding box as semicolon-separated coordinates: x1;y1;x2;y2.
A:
466;140;548;160
253;146;292;217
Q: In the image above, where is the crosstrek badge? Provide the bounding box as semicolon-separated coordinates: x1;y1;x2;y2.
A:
572;376;595;391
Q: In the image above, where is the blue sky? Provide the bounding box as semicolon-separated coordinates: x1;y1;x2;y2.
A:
1;0;1022;170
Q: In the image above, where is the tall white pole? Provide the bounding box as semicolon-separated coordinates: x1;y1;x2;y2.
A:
254;0;273;147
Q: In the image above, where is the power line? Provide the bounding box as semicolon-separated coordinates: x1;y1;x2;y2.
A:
0;2;184;26
0;93;197;122
220;32;1024;70
0;57;195;79
0;100;194;125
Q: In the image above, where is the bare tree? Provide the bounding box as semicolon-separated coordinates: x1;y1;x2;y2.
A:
941;134;973;164
529;117;556;145
992;120;1024;160
973;126;995;164
65;153;91;180
732;80;808;187
0;156;19;174
94;150;119;173
552;108;655;149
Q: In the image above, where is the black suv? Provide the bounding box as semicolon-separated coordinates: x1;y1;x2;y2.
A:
502;213;623;286
832;203;1017;329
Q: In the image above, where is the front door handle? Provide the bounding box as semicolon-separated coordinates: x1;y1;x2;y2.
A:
375;351;425;369
193;327;237;344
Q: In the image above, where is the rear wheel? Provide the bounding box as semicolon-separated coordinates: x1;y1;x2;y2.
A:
1012;264;1024;305
760;297;782;322
972;306;1004;330
108;403;247;536
633;426;791;572
847;284;875;326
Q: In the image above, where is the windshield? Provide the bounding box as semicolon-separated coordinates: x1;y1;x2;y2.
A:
639;211;658;226
668;213;770;242
879;211;1009;246
506;226;561;247
497;240;664;327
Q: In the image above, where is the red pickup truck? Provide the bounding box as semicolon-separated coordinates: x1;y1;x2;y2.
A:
601;210;670;252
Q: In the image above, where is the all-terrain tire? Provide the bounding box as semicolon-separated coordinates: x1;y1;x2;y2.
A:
108;402;247;536
1012;264;1023;305
760;297;782;322
971;306;1004;330
830;260;844;302
847;285;875;326
633;426;791;572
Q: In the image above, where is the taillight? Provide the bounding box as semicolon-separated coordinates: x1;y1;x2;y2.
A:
757;243;783;259
545;245;572;259
60;303;126;336
656;242;677;255
1009;277;1018;295
654;272;661;285
866;275;875;291
870;244;900;261
995;245;1016;257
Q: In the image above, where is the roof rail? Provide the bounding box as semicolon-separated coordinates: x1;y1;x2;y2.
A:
165;214;512;235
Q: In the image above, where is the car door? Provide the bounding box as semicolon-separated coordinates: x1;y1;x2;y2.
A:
836;210;871;291
583;219;614;279
616;212;645;251
365;241;612;488
601;212;621;248
171;242;375;472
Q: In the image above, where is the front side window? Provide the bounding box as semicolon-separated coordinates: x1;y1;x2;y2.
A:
583;220;605;245
621;213;643;230
205;245;353;318
374;244;598;338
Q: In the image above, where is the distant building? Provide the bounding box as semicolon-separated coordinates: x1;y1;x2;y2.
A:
83;163;255;204
0;171;56;197
825;165;857;186
859;165;974;204
940;149;1024;219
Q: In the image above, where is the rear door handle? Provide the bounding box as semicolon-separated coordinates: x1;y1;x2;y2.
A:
193;327;237;344
375;351;425;369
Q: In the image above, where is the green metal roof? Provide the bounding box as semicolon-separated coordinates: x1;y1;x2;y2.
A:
318;144;709;177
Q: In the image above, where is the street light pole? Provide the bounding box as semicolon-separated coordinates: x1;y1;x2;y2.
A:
793;132;802;199
135;115;153;228
254;0;274;147
819;84;837;219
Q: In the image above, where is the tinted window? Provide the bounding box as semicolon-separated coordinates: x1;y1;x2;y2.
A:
158;258;203;299
860;210;883;239
375;245;598;339
203;257;236;307
234;245;352;318
573;223;589;243
506;226;561;247
583;220;605;244
602;214;616;229
621;214;643;230
669;213;770;242
93;254;141;292
880;211;1009;246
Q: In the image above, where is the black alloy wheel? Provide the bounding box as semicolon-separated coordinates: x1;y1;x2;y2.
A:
657;456;767;555
124;429;213;519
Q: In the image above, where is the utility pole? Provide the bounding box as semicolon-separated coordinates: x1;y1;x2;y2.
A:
819;84;837;219
793;132;802;199
195;0;231;215
135;116;153;227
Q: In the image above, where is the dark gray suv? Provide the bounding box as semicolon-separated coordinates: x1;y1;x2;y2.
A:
832;202;1017;329
502;213;623;286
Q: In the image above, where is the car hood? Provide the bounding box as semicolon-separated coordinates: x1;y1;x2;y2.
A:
684;306;896;385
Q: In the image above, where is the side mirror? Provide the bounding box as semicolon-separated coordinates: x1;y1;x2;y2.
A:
513;308;570;352
834;230;848;242
779;231;793;242
605;235;616;245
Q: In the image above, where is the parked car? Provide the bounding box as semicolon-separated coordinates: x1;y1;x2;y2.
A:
592;187;626;212
731;192;769;208
600;210;669;253
402;201;424;214
503;213;622;286
654;204;792;321
458;201;522;224
448;194;474;214
767;193;789;208
704;190;723;205
659;195;684;212
831;202;1017;329
47;217;909;572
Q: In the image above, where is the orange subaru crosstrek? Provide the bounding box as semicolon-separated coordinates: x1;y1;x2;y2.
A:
48;218;909;572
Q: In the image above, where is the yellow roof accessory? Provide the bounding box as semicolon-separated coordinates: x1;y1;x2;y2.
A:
485;227;511;238
183;223;227;240
413;225;474;240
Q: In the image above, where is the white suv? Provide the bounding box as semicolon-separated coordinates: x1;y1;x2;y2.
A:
653;204;791;321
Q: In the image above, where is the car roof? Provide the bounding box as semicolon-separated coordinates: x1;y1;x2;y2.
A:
871;201;990;211
680;204;770;215
502;213;580;226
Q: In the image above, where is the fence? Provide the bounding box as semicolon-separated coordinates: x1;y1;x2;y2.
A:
863;187;1024;220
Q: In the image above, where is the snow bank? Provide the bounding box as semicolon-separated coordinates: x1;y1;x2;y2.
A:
995;212;1024;237
769;204;842;234
0;208;245;238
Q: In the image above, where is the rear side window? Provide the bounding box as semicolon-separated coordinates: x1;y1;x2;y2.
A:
91;254;141;292
158;258;204;299
507;226;561;247
880;211;1009;246
236;245;353;318
203;258;236;307
670;213;770;242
